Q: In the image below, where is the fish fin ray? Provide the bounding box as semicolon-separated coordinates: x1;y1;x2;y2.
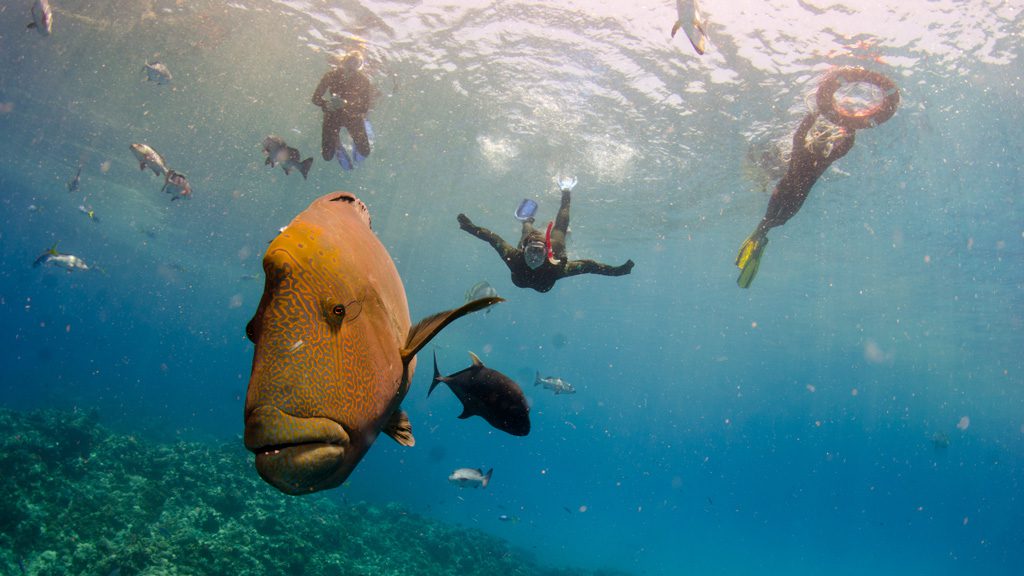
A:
401;296;504;366
384;409;415;447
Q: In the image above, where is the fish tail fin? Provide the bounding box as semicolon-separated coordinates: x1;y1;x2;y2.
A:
671;21;682;38
736;231;769;289
401;296;504;367
300;157;313;180
482;468;493;489
428;349;444;397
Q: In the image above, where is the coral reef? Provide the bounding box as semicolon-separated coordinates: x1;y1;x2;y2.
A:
0;408;628;576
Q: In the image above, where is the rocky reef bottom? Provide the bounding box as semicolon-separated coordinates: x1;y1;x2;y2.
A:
0;408;626;576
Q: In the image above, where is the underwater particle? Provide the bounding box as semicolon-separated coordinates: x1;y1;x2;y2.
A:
864;339;893;363
100;160;111;173
957;416;970;431
552;332;568;349
578;505;588;513
963;516;969;526
0;101;14;113
751;321;758;329
851;388;859;396
924;254;931;264
228;294;243;309
806;384;816;393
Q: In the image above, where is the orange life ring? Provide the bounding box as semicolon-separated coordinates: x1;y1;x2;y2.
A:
816;67;900;130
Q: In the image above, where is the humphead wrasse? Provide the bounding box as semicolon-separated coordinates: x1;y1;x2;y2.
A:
244;192;502;495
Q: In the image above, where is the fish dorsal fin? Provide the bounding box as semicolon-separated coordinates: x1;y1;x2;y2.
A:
384;409;415;447
468;351;483;367
400;296;504;366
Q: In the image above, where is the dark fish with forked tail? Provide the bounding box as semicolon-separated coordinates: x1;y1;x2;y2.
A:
243;192;502;495
262;135;313;180
430;351;530;436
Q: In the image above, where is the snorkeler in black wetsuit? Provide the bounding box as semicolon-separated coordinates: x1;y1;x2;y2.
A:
311;51;377;162
458;179;634;293
735;112;855;288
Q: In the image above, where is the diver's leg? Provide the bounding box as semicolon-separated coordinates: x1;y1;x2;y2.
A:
518;221;537;246
347;117;372;158
321;112;343;161
549;189;571;255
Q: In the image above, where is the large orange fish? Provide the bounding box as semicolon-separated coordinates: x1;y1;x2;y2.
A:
244;192;501;495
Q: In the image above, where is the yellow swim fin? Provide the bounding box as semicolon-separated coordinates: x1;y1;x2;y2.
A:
735;234;768;289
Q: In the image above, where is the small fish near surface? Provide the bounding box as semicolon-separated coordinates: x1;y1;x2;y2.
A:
129;143;169;176
27;0;53;36
243;191;503;495
142;61;173;85
449;467;492;489
161;169;192;201
262;135;313;180
430;351;531;436
535;372;576;395
67;165;82;193
671;0;708;55
78;205;99;222
33;244;89;272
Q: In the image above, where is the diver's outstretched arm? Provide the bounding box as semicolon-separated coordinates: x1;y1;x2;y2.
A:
563;258;634;278
457;214;518;261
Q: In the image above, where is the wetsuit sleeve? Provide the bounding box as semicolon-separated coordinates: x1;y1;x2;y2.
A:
791;113;818;152
562;258;634;278
312;72;332;108
458;214;518;262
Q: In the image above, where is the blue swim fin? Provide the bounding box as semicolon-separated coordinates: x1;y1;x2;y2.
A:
337;146;353;171
364;119;375;144
352;147;367;167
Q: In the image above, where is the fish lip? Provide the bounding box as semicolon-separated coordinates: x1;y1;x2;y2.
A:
244;406;352;494
244;405;350;454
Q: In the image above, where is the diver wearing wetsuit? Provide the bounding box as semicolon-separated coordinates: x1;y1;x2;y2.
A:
458;183;634;293
312;52;376;162
735;112;855;288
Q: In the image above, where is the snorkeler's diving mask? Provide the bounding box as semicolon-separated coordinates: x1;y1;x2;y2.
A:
524;241;546;270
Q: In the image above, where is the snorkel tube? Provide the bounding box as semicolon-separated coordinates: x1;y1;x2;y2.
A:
816;67;900;130
544;221;561;265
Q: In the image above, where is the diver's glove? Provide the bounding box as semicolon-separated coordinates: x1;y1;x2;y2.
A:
324;94;345;112
557;175;577;193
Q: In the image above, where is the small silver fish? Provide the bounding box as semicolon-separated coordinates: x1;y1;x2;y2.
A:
465;281;498;314
448;467;493;489
671;0;708;55
143;61;173;85
27;0;53;37
130;143;169;176
535;371;576;395
261;135;313;179
161;169;192;201
33;245;89;272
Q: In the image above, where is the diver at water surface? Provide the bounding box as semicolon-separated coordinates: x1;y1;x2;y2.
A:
735;66;899;288
458;176;634;293
311;51;377;167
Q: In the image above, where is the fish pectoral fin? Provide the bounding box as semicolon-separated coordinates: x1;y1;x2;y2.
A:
670;21;682;37
400;296;505;365
384;409;415;447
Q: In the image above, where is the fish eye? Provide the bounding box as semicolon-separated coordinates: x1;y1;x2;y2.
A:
332;304;346;317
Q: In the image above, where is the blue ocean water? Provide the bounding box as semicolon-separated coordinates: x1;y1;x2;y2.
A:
1;0;1022;574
